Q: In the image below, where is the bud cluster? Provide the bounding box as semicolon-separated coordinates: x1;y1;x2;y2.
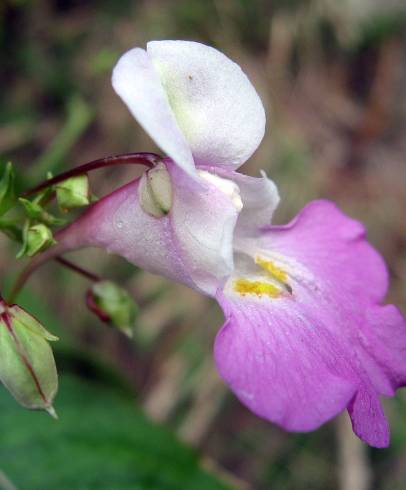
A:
0;162;91;259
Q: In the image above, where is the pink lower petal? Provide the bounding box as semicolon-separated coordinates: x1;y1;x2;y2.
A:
215;200;406;447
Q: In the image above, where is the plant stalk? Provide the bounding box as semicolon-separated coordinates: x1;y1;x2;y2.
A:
23;152;161;198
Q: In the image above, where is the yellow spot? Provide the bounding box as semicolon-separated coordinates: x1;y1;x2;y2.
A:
255;257;288;282
234;279;282;298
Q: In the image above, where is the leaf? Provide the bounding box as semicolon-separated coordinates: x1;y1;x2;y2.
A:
30;96;94;179
0;374;233;490
0;162;16;217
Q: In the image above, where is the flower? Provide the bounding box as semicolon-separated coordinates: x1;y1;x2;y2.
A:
50;41;406;447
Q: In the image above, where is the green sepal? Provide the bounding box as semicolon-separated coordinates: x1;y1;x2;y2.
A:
18;198;66;226
17;222;56;258
56;174;90;211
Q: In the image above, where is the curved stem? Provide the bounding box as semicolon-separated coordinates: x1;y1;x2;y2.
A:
23;152;161;198
7;252;100;304
7;257;46;304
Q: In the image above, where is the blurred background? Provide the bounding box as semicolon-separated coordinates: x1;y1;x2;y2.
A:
1;0;406;489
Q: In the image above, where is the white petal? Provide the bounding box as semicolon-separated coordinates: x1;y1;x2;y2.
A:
147;40;266;168
212;168;279;237
112;47;196;177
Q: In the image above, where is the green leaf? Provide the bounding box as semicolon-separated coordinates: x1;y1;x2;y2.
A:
0;374;233;490
0;162;16;217
30;96;94;179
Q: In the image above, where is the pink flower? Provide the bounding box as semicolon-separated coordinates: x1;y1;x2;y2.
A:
52;41;406;447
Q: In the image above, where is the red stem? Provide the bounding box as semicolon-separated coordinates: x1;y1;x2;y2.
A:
55;257;100;282
23;152;161;197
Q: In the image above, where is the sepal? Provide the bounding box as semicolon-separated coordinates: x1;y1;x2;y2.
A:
56;175;90;211
17;223;57;258
139;163;173;218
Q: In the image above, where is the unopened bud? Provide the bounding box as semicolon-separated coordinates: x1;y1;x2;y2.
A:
0;299;58;414
139;163;173;218
56;174;90;211
24;223;56;257
86;280;138;338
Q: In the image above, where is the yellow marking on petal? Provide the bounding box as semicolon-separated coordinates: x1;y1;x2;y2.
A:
234;279;282;298
255;256;288;282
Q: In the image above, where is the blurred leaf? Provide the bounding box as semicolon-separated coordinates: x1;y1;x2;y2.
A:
91;48;119;75
0;162;16;217
0;374;233;490
31;96;94;180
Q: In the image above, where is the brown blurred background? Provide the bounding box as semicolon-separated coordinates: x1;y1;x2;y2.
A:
1;1;406;489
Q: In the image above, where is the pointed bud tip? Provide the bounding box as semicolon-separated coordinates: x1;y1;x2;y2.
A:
46;405;58;419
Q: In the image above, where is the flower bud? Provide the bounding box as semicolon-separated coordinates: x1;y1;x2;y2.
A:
0;299;58;415
139;162;173;218
86;280;138;338
56;174;90;211
23;223;56;258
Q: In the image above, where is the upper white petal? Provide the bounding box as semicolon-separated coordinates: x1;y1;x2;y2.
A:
112;47;196;177
147;40;266;168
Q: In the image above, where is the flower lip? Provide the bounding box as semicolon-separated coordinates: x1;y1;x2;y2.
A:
215;200;406;447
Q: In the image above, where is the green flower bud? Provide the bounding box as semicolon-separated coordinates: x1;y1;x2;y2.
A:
19;223;56;258
56;174;90;211
0;299;58;415
139;163;173;218
86;281;138;338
